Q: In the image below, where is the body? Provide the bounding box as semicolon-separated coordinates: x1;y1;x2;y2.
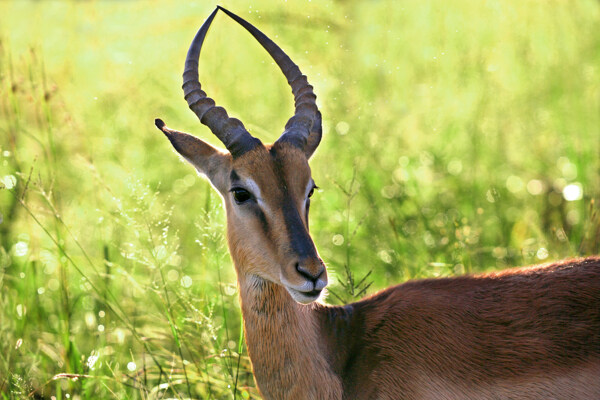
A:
241;257;600;399
155;7;600;399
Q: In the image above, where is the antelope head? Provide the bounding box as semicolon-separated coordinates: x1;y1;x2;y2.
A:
155;7;326;304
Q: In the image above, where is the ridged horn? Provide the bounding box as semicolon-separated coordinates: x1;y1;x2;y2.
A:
217;6;322;158
182;7;262;158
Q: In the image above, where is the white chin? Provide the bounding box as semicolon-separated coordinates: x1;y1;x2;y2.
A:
286;287;321;304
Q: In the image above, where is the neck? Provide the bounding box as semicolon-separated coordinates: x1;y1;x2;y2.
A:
237;273;343;400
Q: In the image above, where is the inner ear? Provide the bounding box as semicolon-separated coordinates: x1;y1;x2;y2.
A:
155;119;231;193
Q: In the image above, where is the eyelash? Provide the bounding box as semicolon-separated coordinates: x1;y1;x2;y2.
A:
230;188;253;204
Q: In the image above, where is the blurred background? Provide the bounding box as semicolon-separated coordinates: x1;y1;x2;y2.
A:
1;0;599;398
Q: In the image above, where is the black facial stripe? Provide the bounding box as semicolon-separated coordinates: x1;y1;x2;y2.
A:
282;191;317;259
270;144;317;258
230;169;240;184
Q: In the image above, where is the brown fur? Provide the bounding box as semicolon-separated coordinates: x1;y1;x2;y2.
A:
322;257;600;399
161;128;600;399
239;255;600;399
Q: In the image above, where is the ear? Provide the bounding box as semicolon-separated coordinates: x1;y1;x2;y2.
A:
155;119;231;194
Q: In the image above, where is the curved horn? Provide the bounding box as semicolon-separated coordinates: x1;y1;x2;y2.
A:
217;6;322;158
183;7;262;158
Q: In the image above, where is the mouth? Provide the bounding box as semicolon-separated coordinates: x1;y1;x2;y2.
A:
286;287;323;304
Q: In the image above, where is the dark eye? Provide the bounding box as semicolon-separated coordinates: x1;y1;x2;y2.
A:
231;188;252;204
308;185;318;198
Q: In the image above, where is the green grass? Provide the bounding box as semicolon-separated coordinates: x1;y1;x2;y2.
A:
1;0;599;398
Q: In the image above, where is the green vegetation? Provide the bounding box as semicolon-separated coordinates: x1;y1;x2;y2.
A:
1;0;599;398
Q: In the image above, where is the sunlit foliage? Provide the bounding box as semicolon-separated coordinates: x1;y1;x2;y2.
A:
0;0;599;398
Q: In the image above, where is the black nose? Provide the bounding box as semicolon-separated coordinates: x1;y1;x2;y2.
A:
295;262;324;283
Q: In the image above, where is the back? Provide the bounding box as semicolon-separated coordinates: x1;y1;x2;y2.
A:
340;257;600;399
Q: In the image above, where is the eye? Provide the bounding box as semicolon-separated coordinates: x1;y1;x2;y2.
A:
308;185;318;198
231;188;253;204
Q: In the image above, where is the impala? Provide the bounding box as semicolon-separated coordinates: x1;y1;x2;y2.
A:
155;7;600;399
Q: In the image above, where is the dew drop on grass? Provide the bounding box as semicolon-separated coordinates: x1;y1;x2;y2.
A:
168;254;182;266
115;329;125;344
447;159;462;175
14;241;28;257
85;312;96;329
48;278;60;291
527;179;544;195
393;167;409;183
183;174;195;186
563;183;583;201
167;269;179;282
506;175;524;193
332;234;344;246
224;284;236;296
378;250;392;264
87;354;99;370
1;174;16;189
180;275;192;288
153;245;167;260
335;121;349;135
16;304;25;317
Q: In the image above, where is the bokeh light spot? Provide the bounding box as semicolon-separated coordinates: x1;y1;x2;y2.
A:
562;183;582;201
180;275;193;288
332;234;344;246
526;179;544;195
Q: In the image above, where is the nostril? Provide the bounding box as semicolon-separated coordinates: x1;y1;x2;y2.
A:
295;263;323;282
295;263;311;280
